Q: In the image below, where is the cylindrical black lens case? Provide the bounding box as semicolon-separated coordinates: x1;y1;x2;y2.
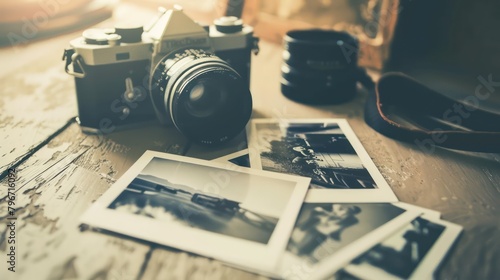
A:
281;29;360;104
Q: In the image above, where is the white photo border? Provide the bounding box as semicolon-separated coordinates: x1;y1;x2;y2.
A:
80;150;310;274
278;196;440;280
343;214;462;280
247;118;398;202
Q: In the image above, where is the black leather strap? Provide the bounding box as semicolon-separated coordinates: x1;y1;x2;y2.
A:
362;72;500;153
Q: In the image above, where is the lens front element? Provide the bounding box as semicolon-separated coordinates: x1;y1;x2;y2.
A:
186;79;227;118
150;49;252;145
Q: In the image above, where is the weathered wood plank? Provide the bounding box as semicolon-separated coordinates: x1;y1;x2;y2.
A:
140;249;269;280
0;2;160;177
0;54;77;175
0;3;498;279
0;122;188;280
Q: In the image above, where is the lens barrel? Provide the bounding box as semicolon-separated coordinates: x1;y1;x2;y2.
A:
150;49;252;145
281;29;359;104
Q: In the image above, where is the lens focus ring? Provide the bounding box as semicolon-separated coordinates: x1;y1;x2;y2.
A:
149;48;252;145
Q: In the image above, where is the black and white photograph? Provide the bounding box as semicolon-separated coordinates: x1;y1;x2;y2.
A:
278;200;436;280
80;150;310;273
343;216;463;280
247;119;398;201
287;203;405;265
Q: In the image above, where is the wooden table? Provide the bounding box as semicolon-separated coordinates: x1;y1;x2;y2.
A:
1;3;499;280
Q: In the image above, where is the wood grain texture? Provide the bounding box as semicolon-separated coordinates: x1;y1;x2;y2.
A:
140;249;269;280
0;53;77;174
0;122;188;280
0;2;158;176
0;3;499;280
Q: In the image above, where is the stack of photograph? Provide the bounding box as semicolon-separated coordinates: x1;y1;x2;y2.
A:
80;118;462;280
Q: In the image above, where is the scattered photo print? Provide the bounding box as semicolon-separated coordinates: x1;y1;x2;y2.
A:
279;202;430;280
80;151;310;274
286;203;406;265
109;156;295;244
247;119;398;202
255;122;373;189
109;173;278;244
343;216;462;280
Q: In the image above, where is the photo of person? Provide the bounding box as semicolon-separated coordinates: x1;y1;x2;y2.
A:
286;203;406;264
252;121;377;189
345;216;448;279
288;204;362;256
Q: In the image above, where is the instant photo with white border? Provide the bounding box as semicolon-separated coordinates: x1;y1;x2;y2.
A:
247;119;398;202
80;150;310;274
278;196;440;280
343;215;462;280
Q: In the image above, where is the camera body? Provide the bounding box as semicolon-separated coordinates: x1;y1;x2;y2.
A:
64;6;258;139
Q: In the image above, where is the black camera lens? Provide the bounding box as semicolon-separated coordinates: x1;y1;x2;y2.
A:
150;49;252;145
281;29;359;104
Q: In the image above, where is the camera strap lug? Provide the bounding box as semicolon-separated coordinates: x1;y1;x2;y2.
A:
251;36;259;55
63;48;86;78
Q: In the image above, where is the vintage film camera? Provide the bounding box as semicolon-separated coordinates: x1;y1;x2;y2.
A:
63;6;258;144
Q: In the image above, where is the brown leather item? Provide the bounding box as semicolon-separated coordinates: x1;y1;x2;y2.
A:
364;73;500;153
